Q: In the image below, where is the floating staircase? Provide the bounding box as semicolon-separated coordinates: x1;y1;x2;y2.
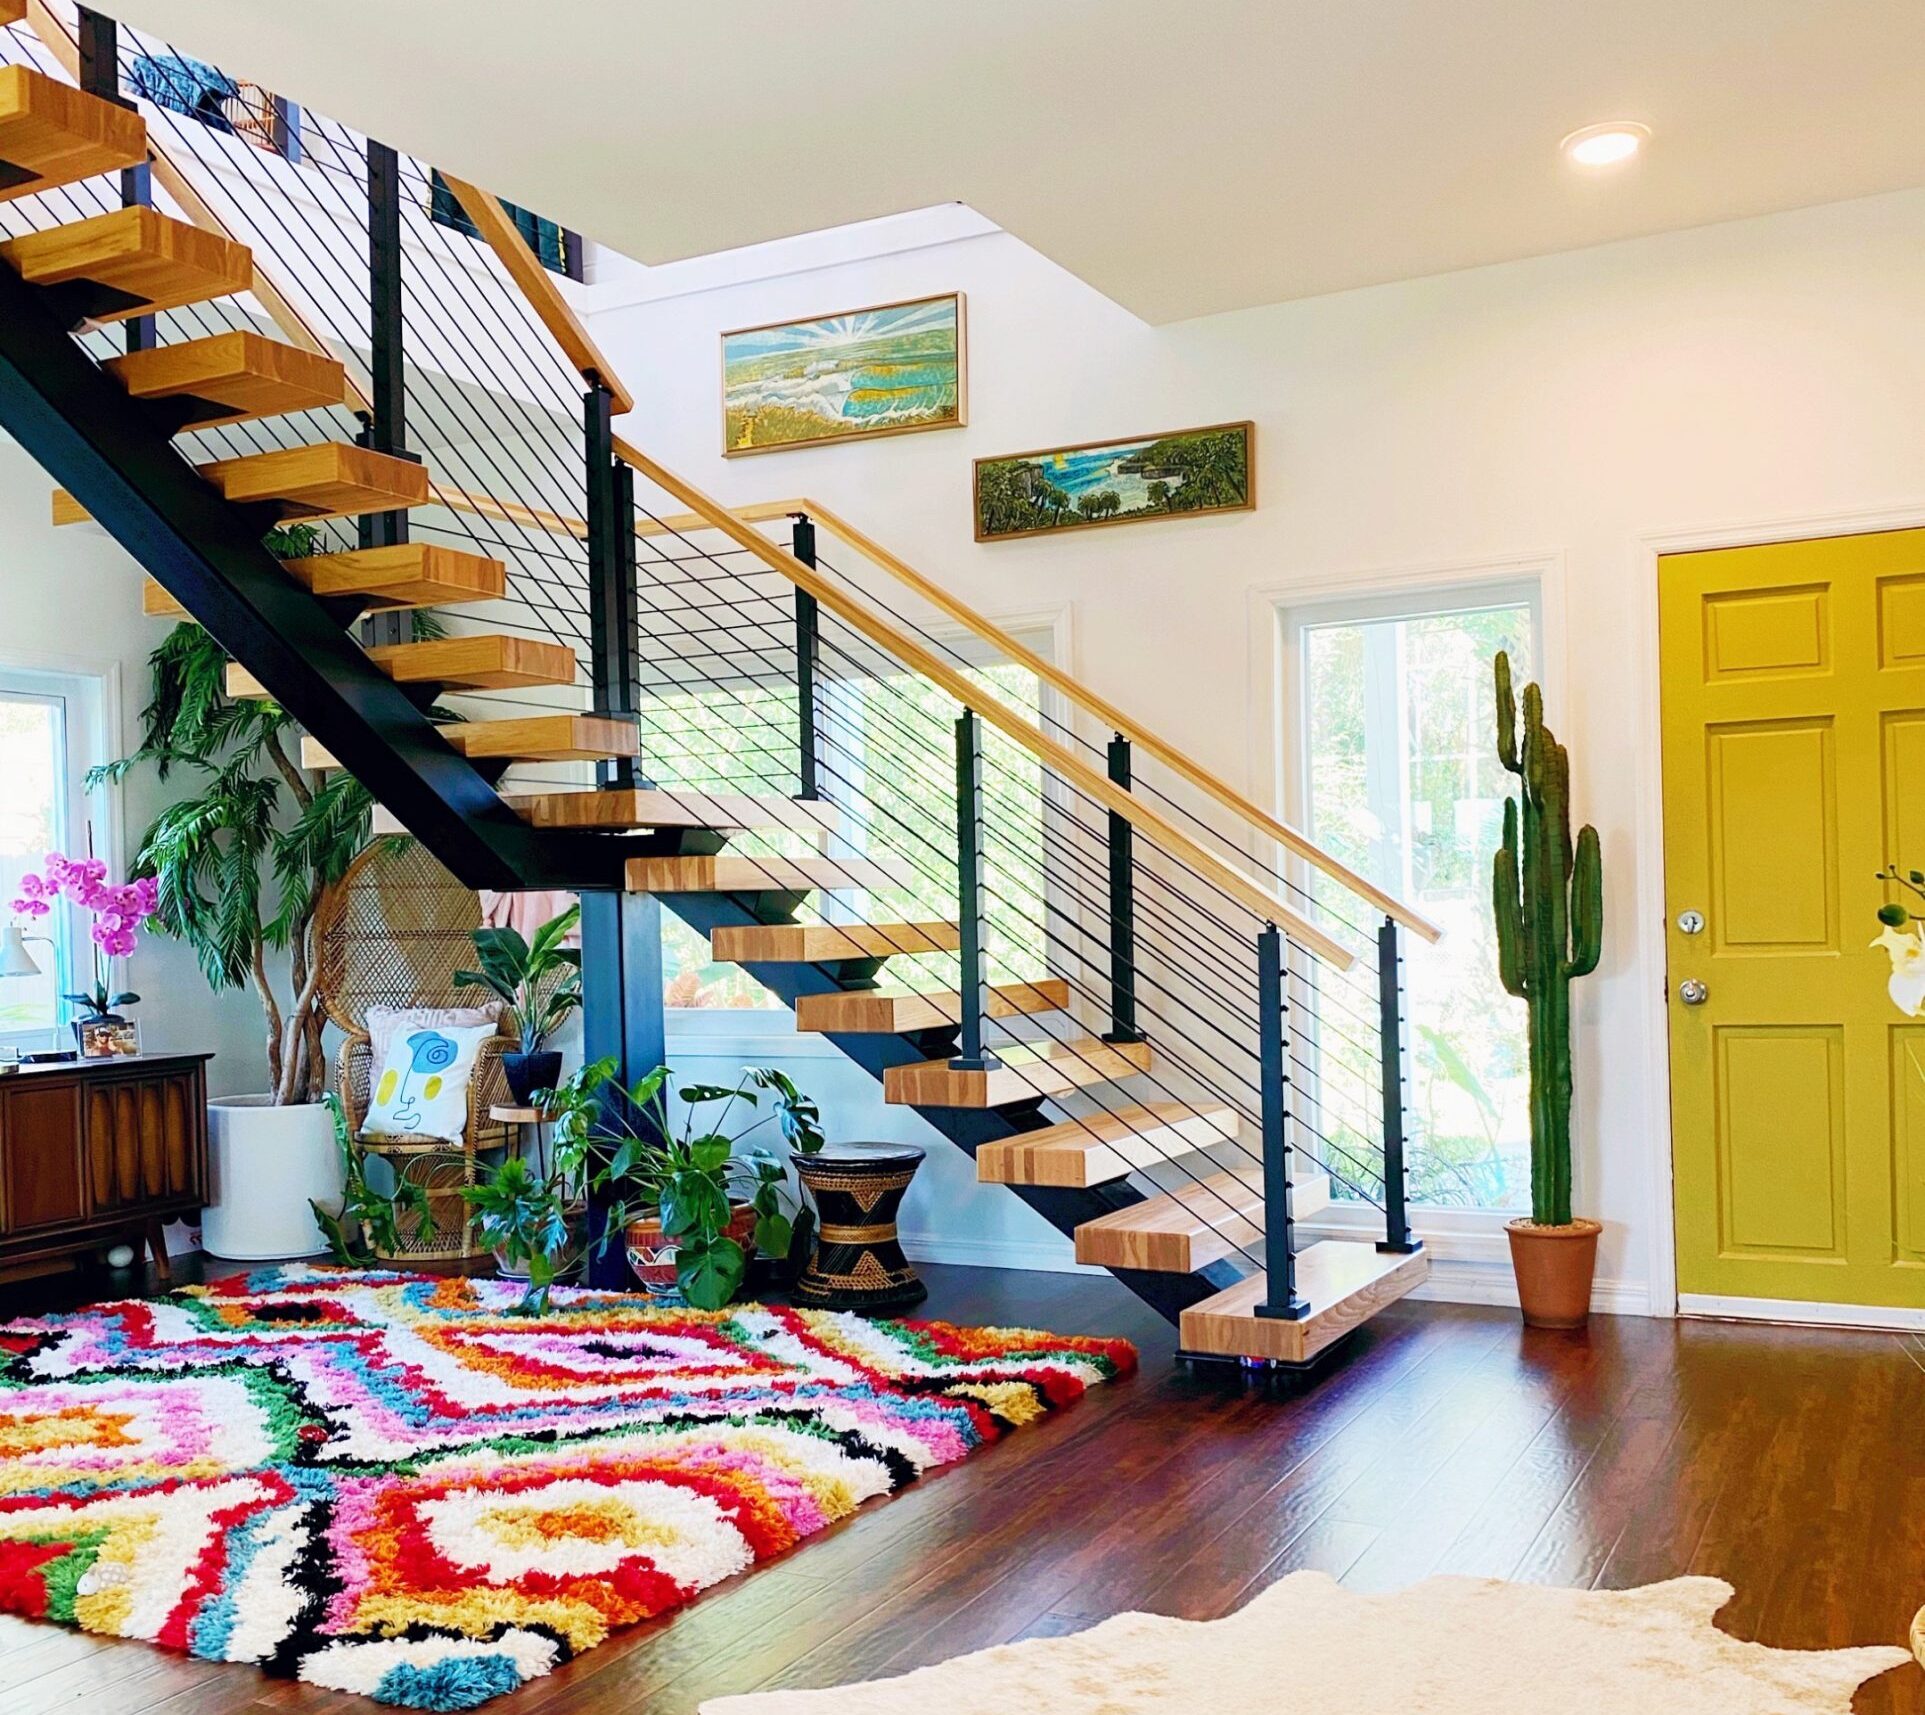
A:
0;19;1433;1368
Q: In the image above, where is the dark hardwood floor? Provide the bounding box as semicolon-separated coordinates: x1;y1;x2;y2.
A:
2;1256;1921;1712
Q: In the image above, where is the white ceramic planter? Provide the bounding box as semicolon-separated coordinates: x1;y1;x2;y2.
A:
201;1096;342;1261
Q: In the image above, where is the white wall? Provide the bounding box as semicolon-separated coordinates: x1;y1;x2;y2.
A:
586;187;1925;1312
0;440;274;1097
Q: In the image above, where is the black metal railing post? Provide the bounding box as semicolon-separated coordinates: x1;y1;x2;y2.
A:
789;513;821;800
950;708;998;1072
75;8;153;355
584;383;637;788
1255;924;1309;1321
1376;914;1421;1254
1101;733;1143;1044
359;137;410;645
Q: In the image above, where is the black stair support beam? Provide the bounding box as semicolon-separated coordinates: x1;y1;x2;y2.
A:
652;887;1227;1326
358;136;410;650
0;262;628;892
75;9;153;355
580;890;666;1287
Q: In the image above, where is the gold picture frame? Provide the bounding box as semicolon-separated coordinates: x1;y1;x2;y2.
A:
972;421;1255;542
721;292;968;457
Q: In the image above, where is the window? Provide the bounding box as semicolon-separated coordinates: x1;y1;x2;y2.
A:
1287;584;1540;1212
129;53;301;161
653;627;1060;1010
0;666;109;1047
430;171;583;281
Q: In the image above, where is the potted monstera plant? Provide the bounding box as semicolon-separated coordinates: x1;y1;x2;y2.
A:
1493;651;1604;1328
454;904;582;1105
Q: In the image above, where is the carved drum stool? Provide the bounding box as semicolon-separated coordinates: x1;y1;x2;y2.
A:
790;1143;928;1312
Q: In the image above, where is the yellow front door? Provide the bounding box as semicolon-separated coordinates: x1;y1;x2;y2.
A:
1661;528;1925;1310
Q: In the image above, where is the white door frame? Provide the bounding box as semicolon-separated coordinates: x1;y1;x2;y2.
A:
1635;498;1925;1326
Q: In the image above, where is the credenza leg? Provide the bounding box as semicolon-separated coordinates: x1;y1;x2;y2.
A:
145;1216;171;1286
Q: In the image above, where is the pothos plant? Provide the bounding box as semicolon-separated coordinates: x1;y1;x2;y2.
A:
470;1057;824;1313
91;525;448;1104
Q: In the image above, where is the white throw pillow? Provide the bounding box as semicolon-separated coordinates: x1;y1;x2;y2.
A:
361;1022;497;1144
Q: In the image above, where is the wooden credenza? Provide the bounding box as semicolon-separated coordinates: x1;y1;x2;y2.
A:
0;1052;210;1281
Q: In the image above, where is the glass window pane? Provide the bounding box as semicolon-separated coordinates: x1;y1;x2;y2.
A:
1302;597;1536;1211
0;694;66;1036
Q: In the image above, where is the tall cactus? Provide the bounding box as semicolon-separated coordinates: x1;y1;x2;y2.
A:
1493;651;1602;1227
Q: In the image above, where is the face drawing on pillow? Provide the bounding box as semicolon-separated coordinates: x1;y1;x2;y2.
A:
375;1030;462;1132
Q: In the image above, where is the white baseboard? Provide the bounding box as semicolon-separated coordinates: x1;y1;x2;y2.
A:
1679;1292;1925;1334
1404;1251;1651;1316
897;1229;1092;1275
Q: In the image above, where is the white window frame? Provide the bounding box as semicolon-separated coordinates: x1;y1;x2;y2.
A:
0;659;119;1051
1249;554;1566;1260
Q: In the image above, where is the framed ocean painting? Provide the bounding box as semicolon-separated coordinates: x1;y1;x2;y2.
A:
972;421;1255;542
721;292;967;456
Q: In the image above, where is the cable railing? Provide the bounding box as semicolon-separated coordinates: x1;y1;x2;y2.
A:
2;3;1428;1314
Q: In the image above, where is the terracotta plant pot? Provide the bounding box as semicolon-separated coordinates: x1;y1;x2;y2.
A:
624;1203;757;1301
1505;1217;1602;1329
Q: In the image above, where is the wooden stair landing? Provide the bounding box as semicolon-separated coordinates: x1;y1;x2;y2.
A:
796;978;1068;1035
976;1101;1240;1189
105;330;347;431
301;713;636;770
709;921;962;962
0;65;147;205
146;542;507;618
883;1036;1152;1108
0;206;251;323
624;854;910;894
1179;1242;1430;1363
1073;1167;1330;1274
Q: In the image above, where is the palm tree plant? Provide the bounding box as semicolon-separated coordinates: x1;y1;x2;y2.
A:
90;527;443;1104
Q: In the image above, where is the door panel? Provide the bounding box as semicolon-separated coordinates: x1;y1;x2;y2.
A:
1663;527;1925;1308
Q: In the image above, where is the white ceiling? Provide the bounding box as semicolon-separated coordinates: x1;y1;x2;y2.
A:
108;0;1925;323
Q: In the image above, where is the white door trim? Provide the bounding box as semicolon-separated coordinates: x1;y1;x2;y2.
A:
1636;498;1925;1326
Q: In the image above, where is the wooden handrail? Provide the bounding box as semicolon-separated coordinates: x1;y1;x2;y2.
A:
789;497;1443;944
613;441;1356;971
25;1;370;417
438;174;633;416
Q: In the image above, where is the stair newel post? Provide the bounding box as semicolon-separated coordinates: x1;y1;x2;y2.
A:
583;383;637;789
950;708;999;1073
359;137;409;644
1255;923;1308;1321
789;513;821;800
1102;734;1143;1044
1376;914;1421;1254
75;9;152;355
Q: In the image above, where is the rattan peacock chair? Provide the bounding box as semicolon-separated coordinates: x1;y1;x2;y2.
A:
316;838;513;1260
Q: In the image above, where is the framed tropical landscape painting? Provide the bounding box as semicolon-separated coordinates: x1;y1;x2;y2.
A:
721;292;966;456
972;421;1255;542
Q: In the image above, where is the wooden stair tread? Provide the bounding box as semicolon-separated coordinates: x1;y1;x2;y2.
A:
1074;1168;1282;1273
1178;1242;1431;1363
883;1036;1153;1109
710;922;962;962
301;714;636;771
227;635;574;698
977;1101;1240;1189
504;787;840;836
0;65;147;205
104;330;347;431
146;542;507;618
624;854;911;894
197;442;431;522
0;3;27;27
796;978;1069;1035
0;206;250;323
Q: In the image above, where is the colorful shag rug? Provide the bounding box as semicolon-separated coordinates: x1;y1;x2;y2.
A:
0;1266;1133;1709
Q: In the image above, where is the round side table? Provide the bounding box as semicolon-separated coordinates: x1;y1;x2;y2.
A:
791;1143;927;1313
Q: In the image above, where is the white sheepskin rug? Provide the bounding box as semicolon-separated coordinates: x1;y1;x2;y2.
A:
702;1572;1910;1713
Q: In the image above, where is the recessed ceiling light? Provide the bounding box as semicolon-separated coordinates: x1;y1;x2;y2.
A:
1561;122;1649;168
